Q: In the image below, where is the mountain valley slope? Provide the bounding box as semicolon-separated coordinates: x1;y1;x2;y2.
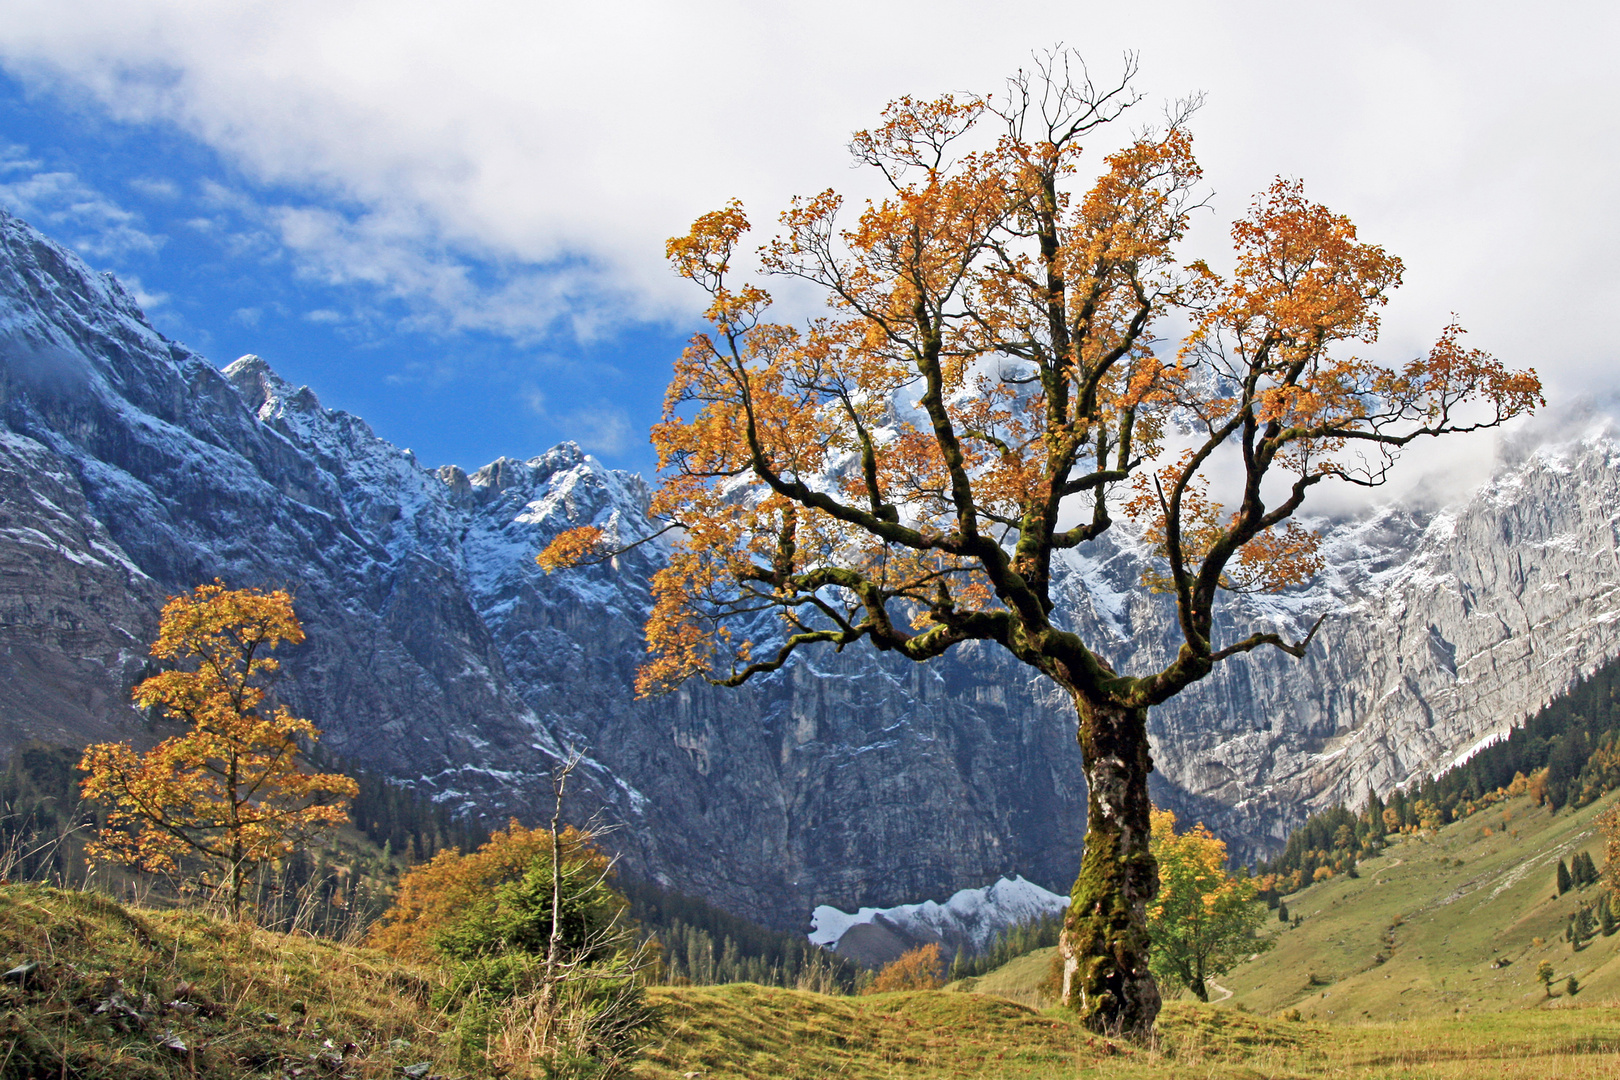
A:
2;206;1619;929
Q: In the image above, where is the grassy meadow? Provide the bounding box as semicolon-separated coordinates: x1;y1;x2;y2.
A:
639;989;1620;1079
1220;787;1620;1020
8;787;1620;1077
0;884;442;1079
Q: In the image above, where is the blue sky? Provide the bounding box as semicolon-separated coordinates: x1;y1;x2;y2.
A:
0;68;688;474
1;1;1617;502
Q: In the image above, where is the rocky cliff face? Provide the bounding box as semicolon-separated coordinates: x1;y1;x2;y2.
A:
1;206;1617;927
1105;444;1620;853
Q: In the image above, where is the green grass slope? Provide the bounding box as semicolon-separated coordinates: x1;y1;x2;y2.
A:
641;991;1620;1079
949;790;1620;1025
0;884;446;1079
944;945;1057;1008
639;984;1078;1079
7;881;1620;1078
1221;788;1620;1021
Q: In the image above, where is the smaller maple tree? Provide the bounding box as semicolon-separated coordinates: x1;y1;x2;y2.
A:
79;581;357;918
1145;807;1269;1002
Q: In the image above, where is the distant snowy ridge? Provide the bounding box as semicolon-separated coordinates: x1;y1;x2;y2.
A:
809;875;1067;966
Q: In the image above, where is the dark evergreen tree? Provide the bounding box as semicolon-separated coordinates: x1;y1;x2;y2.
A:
1557;858;1573;895
616;876;858;991
1366;788;1386;841
345;765;488;863
0;743;105;886
1390;788;1411;830
1573;904;1596;947
1546;733;1582;811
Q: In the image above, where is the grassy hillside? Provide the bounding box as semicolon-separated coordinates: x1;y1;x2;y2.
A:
0;884;445;1079
640;990;1620;1079
945;945;1056;1008
639;985;1078;1078
954;788;1620;1026
7;881;1620;1078
1221;787;1620;1020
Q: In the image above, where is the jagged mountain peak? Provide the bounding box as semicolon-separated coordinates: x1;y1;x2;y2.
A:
0;207;156;343
222;353;305;415
468;443;592;493
809;875;1068;966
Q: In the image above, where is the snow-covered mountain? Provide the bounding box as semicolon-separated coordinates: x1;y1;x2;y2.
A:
809;876;1067;966
3;205;1620;931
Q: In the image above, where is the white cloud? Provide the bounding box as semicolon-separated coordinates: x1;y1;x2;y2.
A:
0;0;1614;496
118;273;167;309
511;378;629;455
128;175;180;199
1;3;1612;343
557;404;633;458
268;202;630;342
0;144;163;257
519;384;545;416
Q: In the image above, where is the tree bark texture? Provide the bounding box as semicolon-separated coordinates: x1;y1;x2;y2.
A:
1058;699;1161;1039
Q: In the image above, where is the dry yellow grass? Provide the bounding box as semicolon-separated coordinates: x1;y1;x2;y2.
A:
638;989;1620;1079
637;983;1078;1079
0;883;449;1078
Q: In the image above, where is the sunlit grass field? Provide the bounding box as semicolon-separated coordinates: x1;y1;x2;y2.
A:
8;784;1620;1080
638;987;1620;1079
1220;788;1620;1020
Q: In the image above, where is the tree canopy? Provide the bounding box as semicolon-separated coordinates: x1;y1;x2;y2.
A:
541;52;1541;1038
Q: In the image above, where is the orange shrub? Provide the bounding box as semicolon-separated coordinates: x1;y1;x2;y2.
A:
1527;768;1550;806
864;943;945;993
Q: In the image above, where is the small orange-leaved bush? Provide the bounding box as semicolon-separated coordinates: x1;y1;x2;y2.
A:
368;819;625;964
864;943;946;993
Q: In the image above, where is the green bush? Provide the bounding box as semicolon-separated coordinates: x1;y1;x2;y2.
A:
432;855;630;964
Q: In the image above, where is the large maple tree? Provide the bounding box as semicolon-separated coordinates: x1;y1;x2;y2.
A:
543;55;1541;1036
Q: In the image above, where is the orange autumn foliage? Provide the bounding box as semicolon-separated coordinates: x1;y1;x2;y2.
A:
79;582;357;917
864;943;947;993
536;525;608;574
540;83;1542;703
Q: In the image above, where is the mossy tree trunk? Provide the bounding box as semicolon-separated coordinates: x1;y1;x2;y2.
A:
1057;698;1160;1039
